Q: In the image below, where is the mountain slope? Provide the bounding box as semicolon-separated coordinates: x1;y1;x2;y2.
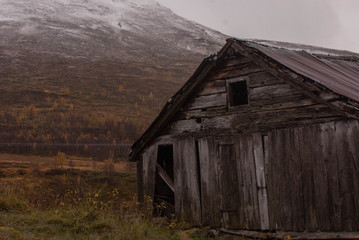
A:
0;0;227;147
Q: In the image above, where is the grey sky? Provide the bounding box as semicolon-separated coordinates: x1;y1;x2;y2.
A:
155;0;359;53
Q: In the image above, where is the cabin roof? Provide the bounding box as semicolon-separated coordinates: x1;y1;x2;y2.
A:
243;39;359;102
130;38;359;161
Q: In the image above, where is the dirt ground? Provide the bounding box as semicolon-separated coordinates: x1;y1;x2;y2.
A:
0;153;136;175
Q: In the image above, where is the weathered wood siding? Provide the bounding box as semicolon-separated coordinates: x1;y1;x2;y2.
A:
138;54;359;232
173;137;202;225
265;120;359;232
163;56;344;135
141;144;158;200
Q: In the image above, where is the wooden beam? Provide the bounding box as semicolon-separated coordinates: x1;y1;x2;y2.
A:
156;163;174;192
219;228;359;239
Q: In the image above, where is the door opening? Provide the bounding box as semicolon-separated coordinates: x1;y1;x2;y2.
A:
154;144;175;216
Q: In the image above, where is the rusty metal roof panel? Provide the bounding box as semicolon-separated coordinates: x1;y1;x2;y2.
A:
245;42;359;102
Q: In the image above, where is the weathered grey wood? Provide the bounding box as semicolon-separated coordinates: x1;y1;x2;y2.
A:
156;163;174;192
236;134;261;229
347;120;359;231
231;42;354;120
173;140;183;221
174;138;202;225
291;128;305;231
137;158;144;202
266;129;282;230
211;62;264;80
299;126;318;231
135;38;359;234
252;133;269;230
249;83;300;101
335;121;357;231
187;92;226;110
247;71;282;88
169;119;201;134
219;228;359;239
218;56;253;68
218;137;240;229
250;94;317;110
197;137;210;226
197;80;226;96
169;103;340;134
142;144;158;200
202;104;338;132
278;129;293;231
177;96;320;122
312;124;331;231
234;135;248;229
321;122;343;231
197;137;221;227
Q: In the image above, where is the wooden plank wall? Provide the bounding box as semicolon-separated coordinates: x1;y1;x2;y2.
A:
142;119;358;232
173;137;202;225
141;144;158;200
235;134;261;230
218;137;240;229
164;57;344;135
266;119;359;232
197;137;222;227
139;55;358;231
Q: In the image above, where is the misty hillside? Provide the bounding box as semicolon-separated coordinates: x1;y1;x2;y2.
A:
0;0;227;148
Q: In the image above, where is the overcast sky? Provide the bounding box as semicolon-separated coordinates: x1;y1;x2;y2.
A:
155;0;359;53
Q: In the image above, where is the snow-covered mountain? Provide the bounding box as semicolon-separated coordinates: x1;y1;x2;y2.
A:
0;0;226;60
0;0;228;142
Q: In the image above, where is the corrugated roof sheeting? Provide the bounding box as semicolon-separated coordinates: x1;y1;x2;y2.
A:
246;42;359;102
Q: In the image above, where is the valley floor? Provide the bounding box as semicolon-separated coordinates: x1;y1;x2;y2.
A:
0;154;245;240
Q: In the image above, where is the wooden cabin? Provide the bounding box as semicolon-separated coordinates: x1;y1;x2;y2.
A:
130;39;359;238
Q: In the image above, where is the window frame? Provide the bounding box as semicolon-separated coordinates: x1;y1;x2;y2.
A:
226;77;250;109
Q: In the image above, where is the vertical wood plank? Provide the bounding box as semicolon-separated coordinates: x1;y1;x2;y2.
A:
312;124;330;231
291;128;305;231
335;121;356;231
218;137;240;229
347;120;359;231
147;144;158;201
142;144;158;200
299;126;318;231
252;133;269;230
265;130;279;230
197;137;210;226
237;134;261;229
142;149;149;198
234;134;248;229
174;138;201;225
279;129;293;231
173;140;183;221
322;122;343;231
137;158;144;202
198;137;221;227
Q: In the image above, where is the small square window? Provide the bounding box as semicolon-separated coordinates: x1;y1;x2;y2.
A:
228;80;248;106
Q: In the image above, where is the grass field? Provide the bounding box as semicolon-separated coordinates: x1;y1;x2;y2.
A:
0;154;246;240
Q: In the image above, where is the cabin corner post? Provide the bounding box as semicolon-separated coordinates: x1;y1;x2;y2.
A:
137;157;144;203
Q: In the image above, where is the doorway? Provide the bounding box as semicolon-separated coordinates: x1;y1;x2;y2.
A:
154;144;175;215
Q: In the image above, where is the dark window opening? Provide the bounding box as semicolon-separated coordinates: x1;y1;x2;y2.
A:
228;80;248;106
155;145;175;216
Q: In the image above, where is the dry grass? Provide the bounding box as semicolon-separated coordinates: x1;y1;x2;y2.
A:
0;154;246;240
0;154;183;240
0;153;136;176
